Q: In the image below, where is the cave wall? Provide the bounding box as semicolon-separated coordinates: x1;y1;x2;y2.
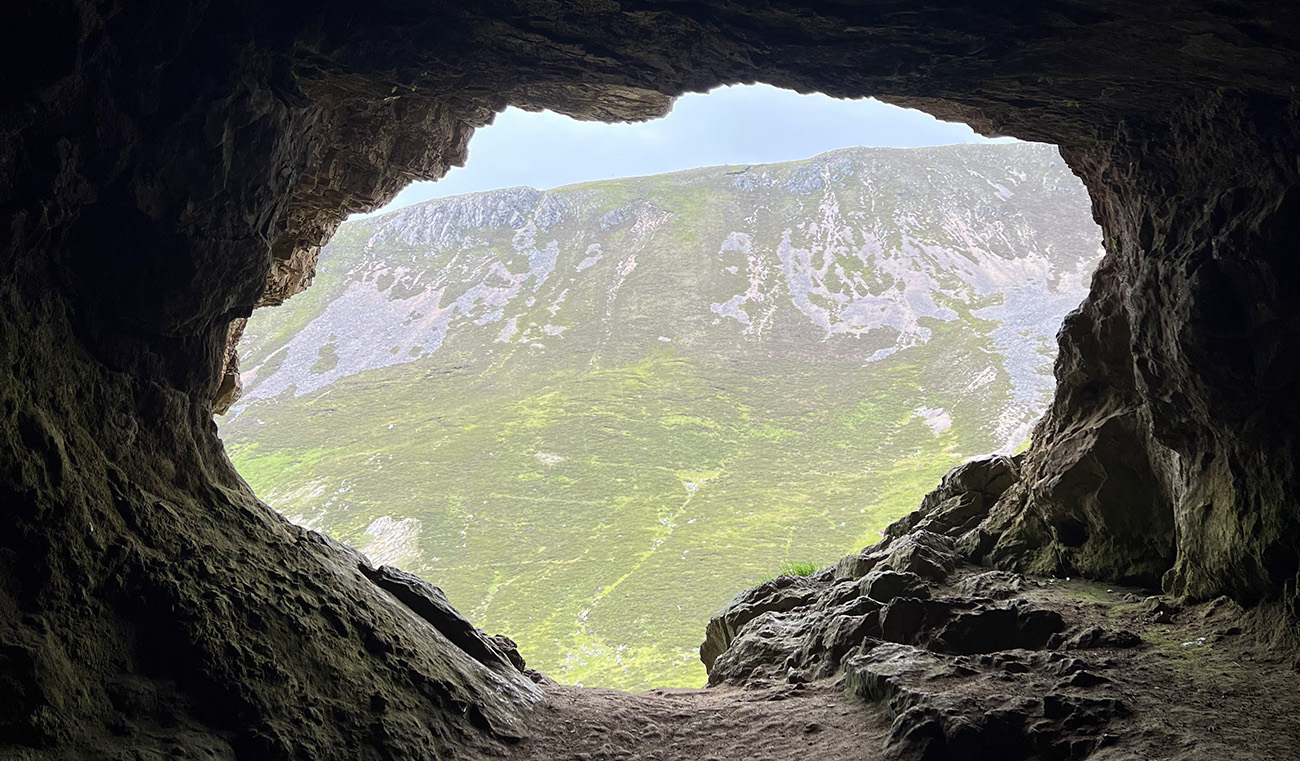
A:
2;0;1299;756
984;101;1300;606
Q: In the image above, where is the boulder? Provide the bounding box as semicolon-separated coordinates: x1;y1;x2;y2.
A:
845;643;968;705
706;611;809;686
882;456;1020;543
360;564;520;676
881;531;958;582
861;570;933;603
833;550;884;581
700;575;823;670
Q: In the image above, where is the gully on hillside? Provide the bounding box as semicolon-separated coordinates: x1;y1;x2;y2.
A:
220;141;1101;689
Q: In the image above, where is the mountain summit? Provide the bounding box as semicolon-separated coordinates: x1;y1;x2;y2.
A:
221;142;1101;688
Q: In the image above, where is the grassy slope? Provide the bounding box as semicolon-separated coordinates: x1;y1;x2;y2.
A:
227;319;992;688
223;144;1090;689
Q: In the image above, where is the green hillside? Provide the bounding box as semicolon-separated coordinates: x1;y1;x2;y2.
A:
220;142;1100;689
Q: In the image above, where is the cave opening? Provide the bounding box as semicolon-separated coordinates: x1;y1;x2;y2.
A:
217;86;1102;690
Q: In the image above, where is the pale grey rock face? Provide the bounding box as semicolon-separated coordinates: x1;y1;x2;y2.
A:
233;143;1101;459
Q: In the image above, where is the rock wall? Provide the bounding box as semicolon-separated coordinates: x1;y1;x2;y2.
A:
2;0;1298;756
983;105;1300;607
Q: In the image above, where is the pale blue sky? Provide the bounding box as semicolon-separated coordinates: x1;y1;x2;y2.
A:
368;84;1013;216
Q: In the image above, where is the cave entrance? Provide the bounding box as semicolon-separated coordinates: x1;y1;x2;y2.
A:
217;85;1101;691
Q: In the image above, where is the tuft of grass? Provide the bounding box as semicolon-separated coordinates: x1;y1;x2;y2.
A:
779;560;822;577
753;559;823;585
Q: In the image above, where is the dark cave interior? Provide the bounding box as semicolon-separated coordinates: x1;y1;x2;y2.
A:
2;1;1299;758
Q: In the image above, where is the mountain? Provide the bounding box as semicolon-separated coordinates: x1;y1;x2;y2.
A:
219;142;1101;689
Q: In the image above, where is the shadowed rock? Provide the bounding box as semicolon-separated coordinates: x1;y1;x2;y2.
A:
359;563;521;677
5;1;1300;757
861;570;933;603
700;574;824;671
846;642;1129;761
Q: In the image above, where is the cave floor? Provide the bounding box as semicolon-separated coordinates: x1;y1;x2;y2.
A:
493;576;1300;761
504;680;885;761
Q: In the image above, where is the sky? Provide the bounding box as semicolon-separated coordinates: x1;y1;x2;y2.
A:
366;84;1014;216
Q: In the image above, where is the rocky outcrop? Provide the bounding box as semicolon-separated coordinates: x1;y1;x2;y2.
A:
699;456;1146;759
846;642;1131;761
701;452;1300;758
4;1;1300;757
702;458;1017;684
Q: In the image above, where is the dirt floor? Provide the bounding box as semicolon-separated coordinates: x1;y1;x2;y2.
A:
494;576;1300;761
503;681;887;761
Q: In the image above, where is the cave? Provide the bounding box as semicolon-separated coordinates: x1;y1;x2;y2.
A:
3;2;1299;759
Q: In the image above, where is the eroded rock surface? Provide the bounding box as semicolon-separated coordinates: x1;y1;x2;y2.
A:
701;457;1299;759
3;1;1300;757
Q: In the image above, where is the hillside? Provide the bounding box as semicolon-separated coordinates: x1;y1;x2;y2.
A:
219;142;1101;689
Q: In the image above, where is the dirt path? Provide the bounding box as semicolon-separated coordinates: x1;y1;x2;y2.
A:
502;681;887;761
